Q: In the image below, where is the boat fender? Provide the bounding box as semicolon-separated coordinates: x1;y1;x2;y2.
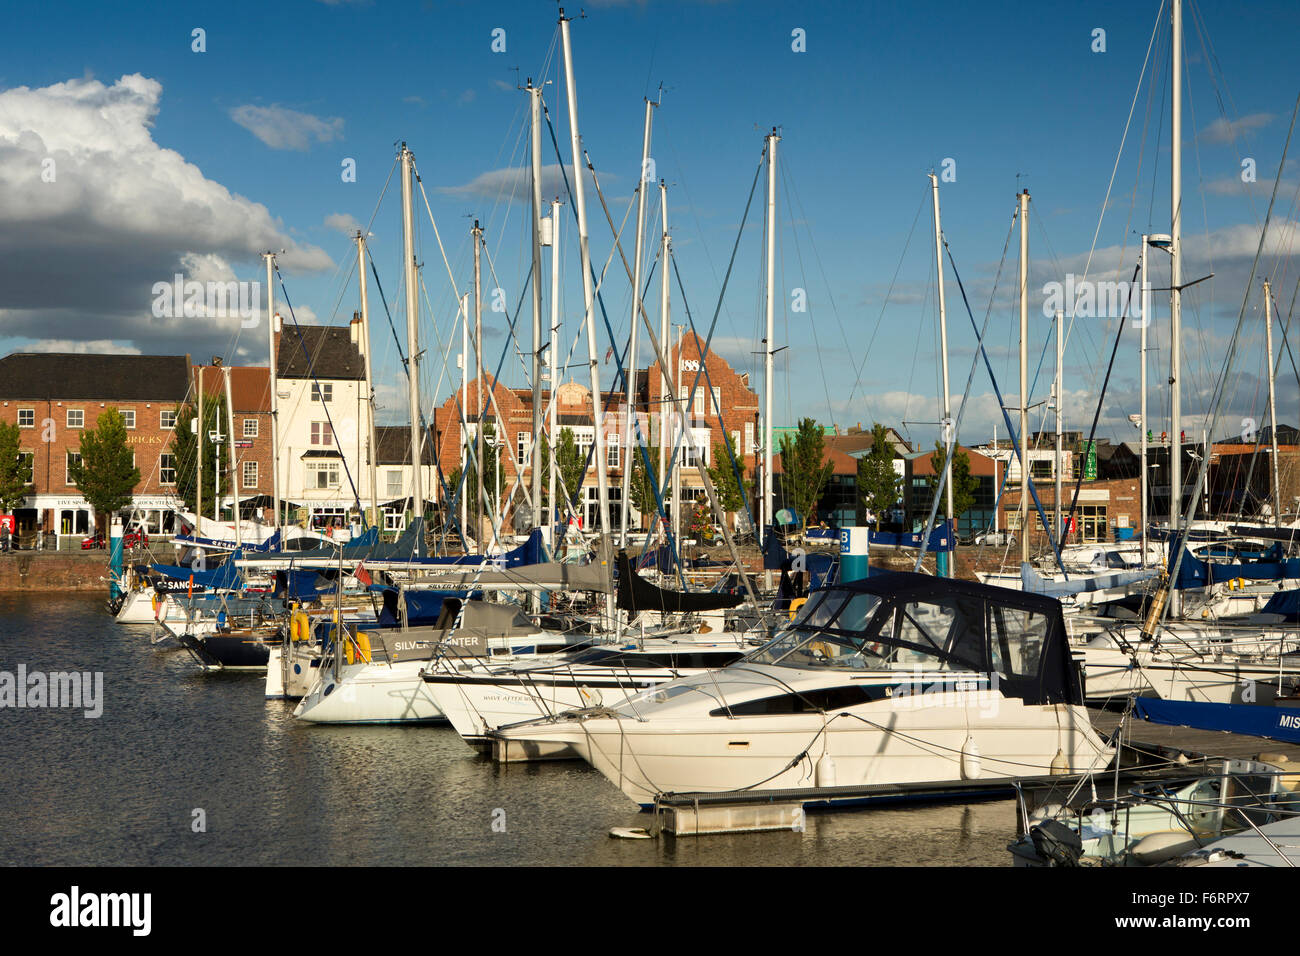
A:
353;631;371;664
152;591;163;619
1050;748;1070;775
960;736;981;780
1130;831;1197;866
788;596;807;621
815;752;837;788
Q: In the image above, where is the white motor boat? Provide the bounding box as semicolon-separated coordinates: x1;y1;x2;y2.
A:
493;571;1114;807
422;634;758;759
293;599;594;724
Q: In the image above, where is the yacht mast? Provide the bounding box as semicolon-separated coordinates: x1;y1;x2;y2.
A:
559;9;613;582
1018;188;1030;565
1140;237;1151;567
929;171;953;573
1055;308;1064;543
658;181;669;540
549;201;561;532
473;219;484;552
460;293;470;547
621;99;654;546
356;232;379;528
263;252;279;527
223;363;241;548
400;144;424;526
528;82;545;533
1170;0;1184;541
763;129;779;587
1266;279;1281;524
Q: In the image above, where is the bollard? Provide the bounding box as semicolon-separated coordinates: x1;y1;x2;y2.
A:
839;527;870;583
109;518;124;602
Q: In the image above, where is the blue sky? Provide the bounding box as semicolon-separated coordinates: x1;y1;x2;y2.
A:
0;0;1297;451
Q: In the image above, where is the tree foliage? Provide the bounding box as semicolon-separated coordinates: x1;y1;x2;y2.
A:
168;402;222;515
0;421;33;513
928;440;979;519
707;435;747;515
856;423;899;528
777;418;834;531
68;407;141;531
627;441;663;526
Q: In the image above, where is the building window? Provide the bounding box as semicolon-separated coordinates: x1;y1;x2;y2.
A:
18;452;34;483
66;409;84;429
66;451;81;486
744;422;755;454
311;507;345;529
307;462;340;489
160;454;176;485
516;432;532;467
310;422;333;446
17;408;34;428
386;470;402;498
607;440;620;470
1030;459;1053;480
731;431;740;456
243;418;259;439
242;461;258;489
693;387;705;417
160;409;177;430
1005;511;1022;531
1081;504;1108;543
383;508;406;532
120;409;136;430
312;383;333;402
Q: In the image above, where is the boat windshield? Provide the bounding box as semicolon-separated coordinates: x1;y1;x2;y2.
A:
747;592;887;669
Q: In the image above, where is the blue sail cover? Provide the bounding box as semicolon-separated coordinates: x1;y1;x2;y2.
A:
1135;697;1300;744
151;550;245;591
1260;589;1300;622
376;588;482;628
1170;537;1300;589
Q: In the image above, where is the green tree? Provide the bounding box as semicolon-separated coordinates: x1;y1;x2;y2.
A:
856;423;900;528
447;423;501;520
69;408;141;533
707;436;747;516
928;440;979;520
168;402;221;515
554;427;586;517
0;421;33;513
627;441;663;528
777;418;834;532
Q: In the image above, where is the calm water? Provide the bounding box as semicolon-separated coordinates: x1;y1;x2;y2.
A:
0;592;1015;866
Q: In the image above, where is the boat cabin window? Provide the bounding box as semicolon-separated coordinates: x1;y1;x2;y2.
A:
987;604;1047;680
747;592;886;669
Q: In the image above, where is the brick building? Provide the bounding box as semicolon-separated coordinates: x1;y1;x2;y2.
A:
0;352;191;546
192;361;273;522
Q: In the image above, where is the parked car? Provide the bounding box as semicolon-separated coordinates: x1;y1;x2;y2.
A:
974;530;1016;547
80;529;149;550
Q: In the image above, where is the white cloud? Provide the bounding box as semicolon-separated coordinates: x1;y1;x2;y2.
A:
20;339;143;355
1199;113;1273;145
229;104;344;151
437;163;613;204
0;73;332;356
324;212;363;236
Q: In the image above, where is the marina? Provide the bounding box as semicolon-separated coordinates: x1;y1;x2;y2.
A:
0;0;1298;908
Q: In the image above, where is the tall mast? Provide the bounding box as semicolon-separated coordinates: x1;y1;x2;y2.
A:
763;128;779;585
196;366;204;531
621;99;655;546
460;293;470;547
1140;237;1151;566
559;9;612;571
658;181;669;536
356;232;379;528
472;218;484;551
223;363;241;548
400;144;424;524
263;252;279;527
672;323;683;546
549;201;561;531
1018;189;1030;565
1055;308;1064;543
929;171;953;573
1266;280;1281;524
1170;0;1183;539
528;82;545;532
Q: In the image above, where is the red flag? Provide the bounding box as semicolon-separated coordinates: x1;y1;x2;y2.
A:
354;561;373;587
604;346;613;363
